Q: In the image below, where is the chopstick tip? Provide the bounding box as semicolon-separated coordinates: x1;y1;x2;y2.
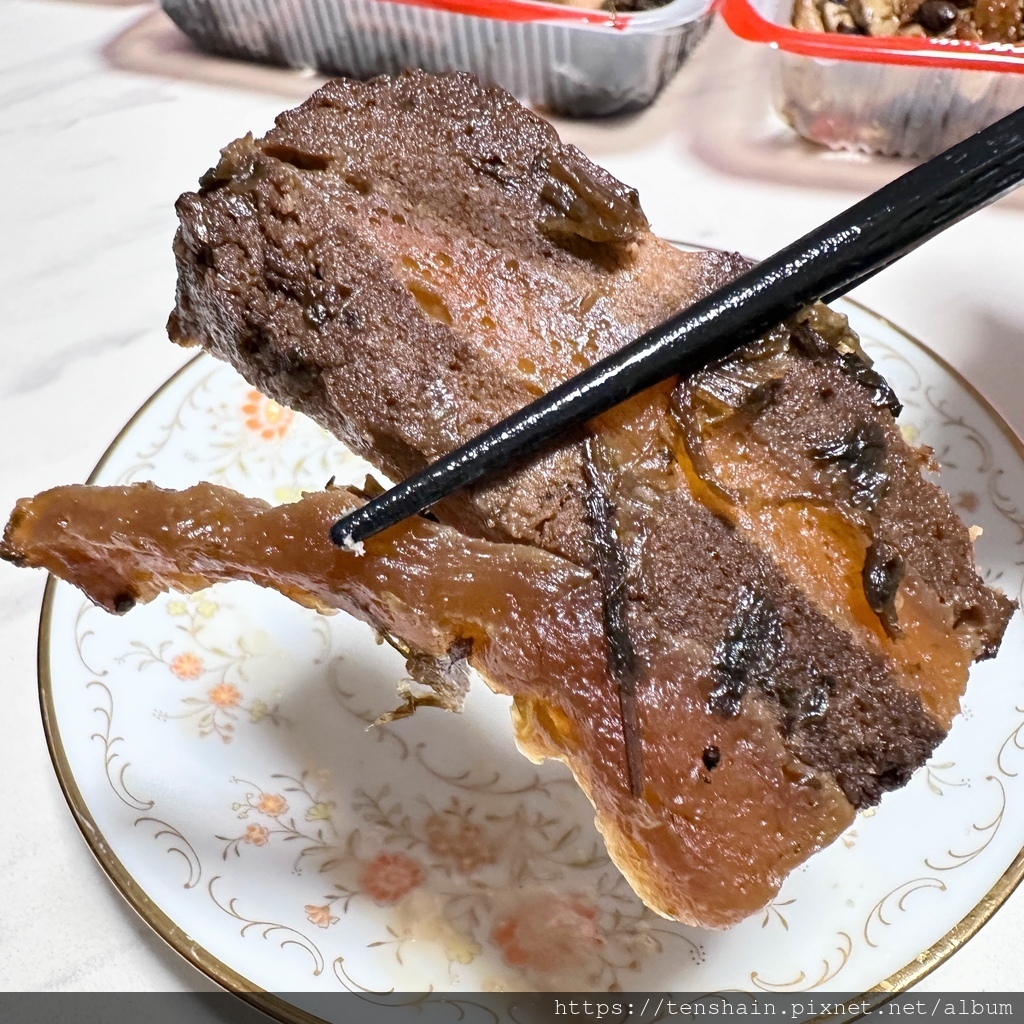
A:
329;514;366;555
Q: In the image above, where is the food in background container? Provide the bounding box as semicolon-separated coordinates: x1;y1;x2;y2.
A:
158;0;713;116
721;0;1024;157
791;0;1024;41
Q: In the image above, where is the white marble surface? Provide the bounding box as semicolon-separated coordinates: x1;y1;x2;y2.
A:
0;0;1022;1004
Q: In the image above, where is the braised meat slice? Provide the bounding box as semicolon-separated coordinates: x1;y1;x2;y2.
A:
4;71;1011;930
167;68;1012;793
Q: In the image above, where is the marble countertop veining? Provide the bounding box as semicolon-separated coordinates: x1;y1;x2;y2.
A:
1;0;1022;1005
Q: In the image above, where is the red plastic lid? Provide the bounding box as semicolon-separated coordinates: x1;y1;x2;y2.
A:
718;0;1024;74
374;0;635;27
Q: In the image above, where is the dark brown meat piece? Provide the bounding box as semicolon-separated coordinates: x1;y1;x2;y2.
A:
166;70;1011;805
0;68;965;929
168;69;750;566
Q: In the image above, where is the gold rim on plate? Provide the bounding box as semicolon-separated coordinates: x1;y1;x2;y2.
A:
36;307;1024;1022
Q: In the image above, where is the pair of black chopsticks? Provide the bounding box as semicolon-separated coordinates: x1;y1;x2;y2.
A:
331;106;1024;550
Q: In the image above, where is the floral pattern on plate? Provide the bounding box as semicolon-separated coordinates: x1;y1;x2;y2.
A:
40;298;1024;1015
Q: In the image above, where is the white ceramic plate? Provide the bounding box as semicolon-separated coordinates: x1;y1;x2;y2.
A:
39;298;1024;1018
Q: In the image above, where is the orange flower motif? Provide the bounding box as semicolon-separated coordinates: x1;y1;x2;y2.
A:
242;390;294;441
208;682;241;708
305;904;339;929
170;652;203;680
256;793;288;817
360;852;423;905
243;823;270;847
425;815;497;874
492;895;603;973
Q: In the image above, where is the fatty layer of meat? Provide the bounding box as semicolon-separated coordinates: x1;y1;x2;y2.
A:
2;481;854;927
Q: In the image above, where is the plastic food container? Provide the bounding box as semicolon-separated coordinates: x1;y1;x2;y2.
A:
720;0;1024;157
159;0;715;117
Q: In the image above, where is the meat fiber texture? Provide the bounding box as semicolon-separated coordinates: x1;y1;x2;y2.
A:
6;71;1011;929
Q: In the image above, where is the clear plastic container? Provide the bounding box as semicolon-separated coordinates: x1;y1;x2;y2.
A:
159;0;715;117
719;0;1024;157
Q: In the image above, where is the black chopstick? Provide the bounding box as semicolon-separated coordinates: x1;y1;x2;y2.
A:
331;106;1024;550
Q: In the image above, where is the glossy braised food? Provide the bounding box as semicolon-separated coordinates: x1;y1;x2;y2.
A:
2;71;1014;928
3;479;858;928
